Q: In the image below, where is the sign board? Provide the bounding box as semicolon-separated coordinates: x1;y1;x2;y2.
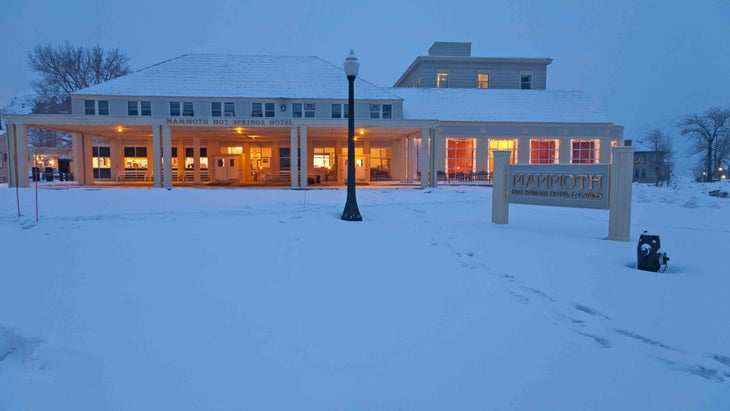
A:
508;164;610;209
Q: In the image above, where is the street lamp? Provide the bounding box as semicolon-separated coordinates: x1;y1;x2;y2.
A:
341;50;362;221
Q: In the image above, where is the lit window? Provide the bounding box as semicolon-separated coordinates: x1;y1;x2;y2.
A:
478;74;489;89
170;102;181;116
529;139;559;164
98;100;109;115
571;139;600;164
446;138;476;178
313;147;334;169
141;101;151;116
85;100;95;115
127;101;138;116
123;146;148;169
437;72;449;88
92;146;112;179
370;146;392;180
488;139;518;173
182;102;194;116
212;102;222;117
521;74;532;90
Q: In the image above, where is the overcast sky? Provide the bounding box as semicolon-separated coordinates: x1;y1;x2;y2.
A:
1;0;728;139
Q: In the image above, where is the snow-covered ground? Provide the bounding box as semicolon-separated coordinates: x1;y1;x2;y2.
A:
1;179;728;410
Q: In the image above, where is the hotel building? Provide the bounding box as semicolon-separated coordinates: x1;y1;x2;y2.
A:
3;42;623;188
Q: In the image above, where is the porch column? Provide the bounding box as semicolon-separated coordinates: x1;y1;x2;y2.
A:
162;125;172;189
6;123;17;187
152;125;162;188
403;136;411;183
110;137;121;182
176;139;185;182
409;135;418;183
290;126;298;188
420;128;429;188
608;146;634;241
242;144;250;183
300;126;308;188
193;136;201;183
83;133;93;184
430;128;438;187
71;133;86;185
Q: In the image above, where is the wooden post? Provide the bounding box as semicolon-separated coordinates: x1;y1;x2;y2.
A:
492;150;510;224
608;146;634;241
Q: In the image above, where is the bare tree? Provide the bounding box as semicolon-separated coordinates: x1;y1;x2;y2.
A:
26;43;130;146
679;107;730;182
639;129;673;186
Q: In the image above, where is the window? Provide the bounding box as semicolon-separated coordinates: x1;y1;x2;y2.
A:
212;102;222;117
182;102;194;116
92;146;112;179
530;139;559;164
313;147;335;169
98;100;109;115
571;139;600;164
128;101;138;116
520;74;532;90
478;73;489;89
185;147;208;170
224;102;235;117
249;147;272;176
303;103;315;118
170;102;181;116
488;139;518;173
369;104;392;119
279;147;291;171
85;100;95;115
252;103;275;118
370;146;392;180
437;72;449;88
331;104;349;119
123;146;148;169
292;103;302;118
446;138;476;177
370;104;381;119
140;101;151;116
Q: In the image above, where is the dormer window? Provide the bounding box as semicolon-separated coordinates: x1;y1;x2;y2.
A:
478;73;489;89
520;74;532;90
437;72;449;88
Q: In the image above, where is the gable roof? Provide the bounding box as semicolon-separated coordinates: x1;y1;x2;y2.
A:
73;54;402;101
391;88;611;124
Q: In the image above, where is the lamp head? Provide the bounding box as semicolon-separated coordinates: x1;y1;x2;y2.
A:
344;49;359;77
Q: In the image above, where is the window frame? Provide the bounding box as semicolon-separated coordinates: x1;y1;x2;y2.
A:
570;139;600;164
478;73;490;89
529;139;559;164
520;72;533;90
437;72;449;88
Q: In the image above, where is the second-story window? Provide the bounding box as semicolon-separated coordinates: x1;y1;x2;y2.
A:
521;74;532;90
369;104;392;119
437;72;449;88
182;102;194;116
141;101;151;116
212;102;222;117
85;100;95;115
170;102;181;116
224;102;235;117
252;103;274;117
97;100;109;115
331;104;349;119
303;103;315;118
128;101;138;116
478;73;490;89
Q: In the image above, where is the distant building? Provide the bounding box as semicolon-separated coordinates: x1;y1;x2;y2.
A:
0;131;7;184
2;41;623;188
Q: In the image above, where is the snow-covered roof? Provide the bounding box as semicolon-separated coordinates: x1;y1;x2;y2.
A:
391;88;611;124
73;54;402;101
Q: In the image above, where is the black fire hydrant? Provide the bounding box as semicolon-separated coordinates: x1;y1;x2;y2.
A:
637;231;669;272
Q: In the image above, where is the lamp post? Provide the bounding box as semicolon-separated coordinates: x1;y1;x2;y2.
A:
341;50;362;221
